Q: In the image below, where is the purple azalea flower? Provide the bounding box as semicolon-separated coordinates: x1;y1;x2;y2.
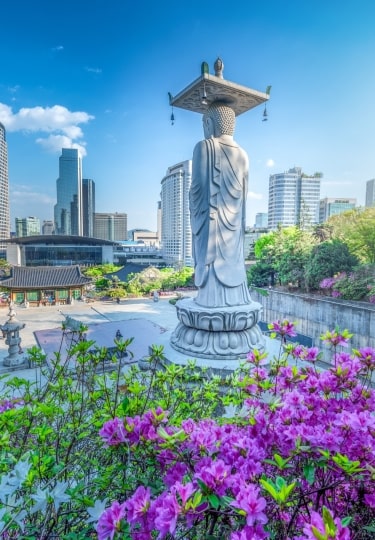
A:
331;289;341;298
125;486;151;524
354;347;375;369
231;524;269;539
99;417;126;446
305;347;319;362
96;501;126;540
153;491;180;538
321;329;352;348
172;481;195;507
302;509;351;540
246;349;268;366
163;462;188;488
268;320;297;338
364;493;375;509
0;398;25;413
231;483;267;527
195;458;231;496
319;277;336;289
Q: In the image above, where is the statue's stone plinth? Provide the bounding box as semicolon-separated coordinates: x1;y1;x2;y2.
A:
170;297;265;360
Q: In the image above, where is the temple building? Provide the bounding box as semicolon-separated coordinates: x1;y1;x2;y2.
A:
0;265;92;306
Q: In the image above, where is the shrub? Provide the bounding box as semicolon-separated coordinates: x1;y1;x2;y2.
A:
319;264;375;302
0;324;374;539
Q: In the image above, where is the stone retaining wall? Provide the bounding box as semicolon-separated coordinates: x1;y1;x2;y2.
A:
251;288;375;363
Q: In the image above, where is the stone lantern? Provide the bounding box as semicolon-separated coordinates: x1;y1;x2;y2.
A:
0;303;26;367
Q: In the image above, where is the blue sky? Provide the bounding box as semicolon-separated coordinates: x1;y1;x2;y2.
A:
1;0;375;232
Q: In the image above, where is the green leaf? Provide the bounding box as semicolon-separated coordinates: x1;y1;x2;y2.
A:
275;476;286;489
303;463;316;485
260;478;279;501
121;396;130;414
311;526;327;540
322;506;336;535
208;493;220;509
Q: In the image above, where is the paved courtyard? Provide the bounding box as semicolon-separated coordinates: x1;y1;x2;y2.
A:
0;294;281;390
0;297;180;381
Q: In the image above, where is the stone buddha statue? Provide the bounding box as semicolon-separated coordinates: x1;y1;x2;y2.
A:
190;101;251;308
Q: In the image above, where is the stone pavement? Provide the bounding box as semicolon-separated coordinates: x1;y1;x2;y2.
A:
0;295;280;389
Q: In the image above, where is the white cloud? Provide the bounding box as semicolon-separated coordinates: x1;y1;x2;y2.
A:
266;159;275;167
36;135;87;156
321;180;353;186
8;85;20;94
0;103;94;155
11;186;55;205
85;66;102;74
247;191;263;200
52;45;64;52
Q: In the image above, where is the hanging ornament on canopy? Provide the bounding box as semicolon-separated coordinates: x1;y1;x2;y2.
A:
262;85;272;122
168;92;175;125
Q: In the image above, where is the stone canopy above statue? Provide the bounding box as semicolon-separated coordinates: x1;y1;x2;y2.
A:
169;58;270;116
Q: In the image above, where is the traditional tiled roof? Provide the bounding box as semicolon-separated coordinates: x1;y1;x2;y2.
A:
0;266;92;289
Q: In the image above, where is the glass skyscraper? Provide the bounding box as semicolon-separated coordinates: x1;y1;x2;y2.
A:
15;216;41;237
82;178;95;237
0;122;10;256
366;179;375;208
54;148;82;236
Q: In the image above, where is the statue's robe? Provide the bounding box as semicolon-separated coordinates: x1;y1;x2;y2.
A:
190;136;251;307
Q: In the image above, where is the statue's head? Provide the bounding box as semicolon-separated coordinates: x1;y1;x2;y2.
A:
203;102;235;138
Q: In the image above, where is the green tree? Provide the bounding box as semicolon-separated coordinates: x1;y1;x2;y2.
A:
270;227;315;288
247;261;275;287
328;208;375;263
305;240;359;290
253;232;277;260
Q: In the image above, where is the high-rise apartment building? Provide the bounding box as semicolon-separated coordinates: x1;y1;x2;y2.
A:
365;179;375;207
157;200;162;245
82;178;95;237
94;212;127;241
268;167;321;229
319;197;357;222
0;122;10;255
160;160;193;268
15;216;40;237
54;148;83;236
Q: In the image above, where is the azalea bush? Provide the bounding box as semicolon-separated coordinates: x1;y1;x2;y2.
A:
0;332;222;539
319;265;375;303
0;322;374;539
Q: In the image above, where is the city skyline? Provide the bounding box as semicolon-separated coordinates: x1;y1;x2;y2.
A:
1;1;375;232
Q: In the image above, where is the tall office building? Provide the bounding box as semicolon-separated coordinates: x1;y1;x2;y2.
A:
268;167;321;229
365;179;375;207
42;220;55;235
160;160;193;267
94;212;127;241
319;197;357;222
54;148;83;236
15;216;40;237
0;122;10;255
82;178;95;237
255;212;268;228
